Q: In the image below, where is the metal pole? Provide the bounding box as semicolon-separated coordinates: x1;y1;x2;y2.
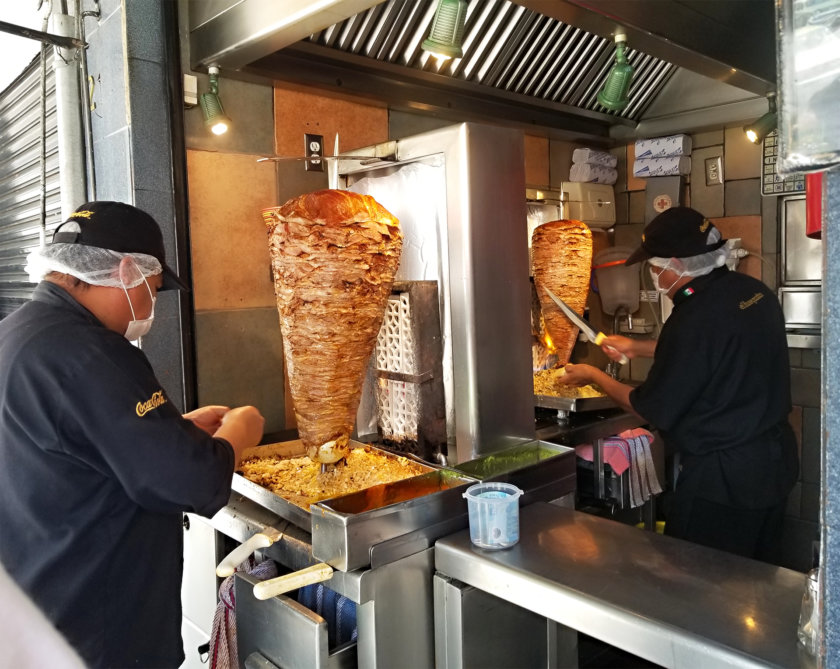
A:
76;0;98;201
49;8;87;217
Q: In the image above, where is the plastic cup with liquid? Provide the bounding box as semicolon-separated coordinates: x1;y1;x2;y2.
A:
463;482;524;550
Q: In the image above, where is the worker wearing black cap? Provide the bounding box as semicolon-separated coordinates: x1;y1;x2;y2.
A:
562;206;799;564
0;202;265;667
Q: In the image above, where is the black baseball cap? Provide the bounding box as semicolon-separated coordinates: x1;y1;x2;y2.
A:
52;201;189;291
625;206;727;265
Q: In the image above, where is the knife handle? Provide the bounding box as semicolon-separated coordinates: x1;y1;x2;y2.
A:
594;333;629;365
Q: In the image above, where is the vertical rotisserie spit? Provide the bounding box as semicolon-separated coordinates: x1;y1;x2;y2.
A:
531;220;593;365
262;189;402;463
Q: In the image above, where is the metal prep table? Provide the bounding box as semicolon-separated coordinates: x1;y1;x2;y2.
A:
434;502;816;669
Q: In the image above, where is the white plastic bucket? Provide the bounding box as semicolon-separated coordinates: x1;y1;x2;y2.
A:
593;246;640;315
463;482;524;550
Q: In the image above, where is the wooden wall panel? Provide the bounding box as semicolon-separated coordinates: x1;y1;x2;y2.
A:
187;150;277;311
273;86;388;156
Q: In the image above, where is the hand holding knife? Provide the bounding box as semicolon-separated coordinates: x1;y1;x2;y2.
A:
542;286;629;365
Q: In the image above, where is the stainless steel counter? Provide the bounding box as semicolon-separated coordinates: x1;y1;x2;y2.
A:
435;503;816;669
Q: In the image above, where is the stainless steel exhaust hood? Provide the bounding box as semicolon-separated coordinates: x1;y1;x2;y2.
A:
188;0;775;141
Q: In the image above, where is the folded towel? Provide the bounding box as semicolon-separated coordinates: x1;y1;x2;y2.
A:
634;134;692;158
569;162;618;185
624;428;663;507
576;428;662;508
632;156;691;177
572;147;618;168
209;557;279;669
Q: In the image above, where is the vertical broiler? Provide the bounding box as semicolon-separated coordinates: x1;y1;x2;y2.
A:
208;123;578;668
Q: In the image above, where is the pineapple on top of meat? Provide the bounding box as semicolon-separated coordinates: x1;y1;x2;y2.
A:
262;189;402;464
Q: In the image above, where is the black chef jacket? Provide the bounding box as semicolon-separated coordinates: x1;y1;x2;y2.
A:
0;282;235;668
629;267;798;509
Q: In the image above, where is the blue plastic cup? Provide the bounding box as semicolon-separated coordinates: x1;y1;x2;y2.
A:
463;482;524;550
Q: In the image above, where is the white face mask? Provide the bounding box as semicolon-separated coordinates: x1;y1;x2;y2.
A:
649;261;684;295
121;275;156;341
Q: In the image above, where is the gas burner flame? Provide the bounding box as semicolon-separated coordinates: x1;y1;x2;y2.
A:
543;332;556;353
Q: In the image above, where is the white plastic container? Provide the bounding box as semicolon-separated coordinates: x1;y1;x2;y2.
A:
593;246;640;315
560;182;615;229
463;482;524;550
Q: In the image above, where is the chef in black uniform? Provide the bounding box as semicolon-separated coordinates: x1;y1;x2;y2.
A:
0;202;265;667
562;207;798;563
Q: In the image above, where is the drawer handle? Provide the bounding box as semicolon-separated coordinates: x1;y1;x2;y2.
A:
253;563;334;600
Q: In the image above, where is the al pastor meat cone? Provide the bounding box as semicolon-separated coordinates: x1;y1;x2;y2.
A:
262;190;402;463
531;220;593;364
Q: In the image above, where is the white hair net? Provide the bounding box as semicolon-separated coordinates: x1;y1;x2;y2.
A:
25;244;162;288
648;244;729;278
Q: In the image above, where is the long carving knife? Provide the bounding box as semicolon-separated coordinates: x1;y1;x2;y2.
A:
542;285;628;365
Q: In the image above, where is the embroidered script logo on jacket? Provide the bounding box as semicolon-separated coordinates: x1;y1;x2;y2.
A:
739;293;764;310
136;390;167;416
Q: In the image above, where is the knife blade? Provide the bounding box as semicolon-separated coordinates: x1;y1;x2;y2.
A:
542;286;628;365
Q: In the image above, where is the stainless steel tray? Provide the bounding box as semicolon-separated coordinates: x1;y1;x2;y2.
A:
231;439;439;532
452;439;577;505
534;393;617;412
311;468;478;571
232;439;475;572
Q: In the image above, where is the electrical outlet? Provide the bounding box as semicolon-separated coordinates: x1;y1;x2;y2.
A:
305;133;324;172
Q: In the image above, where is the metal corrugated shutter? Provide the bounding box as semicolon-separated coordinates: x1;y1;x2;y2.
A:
0;51;61;319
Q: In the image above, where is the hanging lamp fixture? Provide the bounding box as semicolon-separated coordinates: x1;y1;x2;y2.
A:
743;93;777;144
596;34;634;112
421;0;468;61
199;66;231;136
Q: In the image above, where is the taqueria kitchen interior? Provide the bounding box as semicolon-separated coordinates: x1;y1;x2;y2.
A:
2;0;838;667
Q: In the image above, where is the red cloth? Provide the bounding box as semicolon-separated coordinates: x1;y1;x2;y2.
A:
575;428;662;507
209;557;278;669
575;437;631;475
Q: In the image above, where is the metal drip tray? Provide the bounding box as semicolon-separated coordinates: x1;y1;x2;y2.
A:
534;393;617;412
452;440;576;508
312;469;477;571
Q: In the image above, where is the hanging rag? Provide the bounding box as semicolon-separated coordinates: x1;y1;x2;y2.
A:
575;428;662;507
623;428;663;507
575;437;631;476
209;557;279;669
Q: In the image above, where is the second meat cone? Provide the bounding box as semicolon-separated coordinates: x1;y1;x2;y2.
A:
263;189;402;463
531;219;593;365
